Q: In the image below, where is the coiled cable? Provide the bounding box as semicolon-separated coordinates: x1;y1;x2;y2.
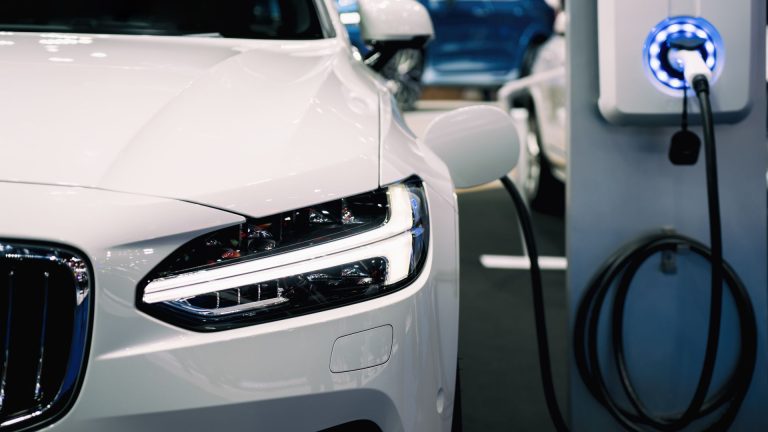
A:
501;76;757;431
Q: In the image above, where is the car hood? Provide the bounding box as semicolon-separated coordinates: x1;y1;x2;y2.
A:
0;33;380;218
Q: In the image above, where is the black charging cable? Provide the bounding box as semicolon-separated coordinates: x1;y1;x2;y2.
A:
500;175;570;432
501;74;757;431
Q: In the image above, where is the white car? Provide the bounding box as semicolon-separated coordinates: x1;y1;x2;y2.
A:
0;1;519;431
500;10;566;212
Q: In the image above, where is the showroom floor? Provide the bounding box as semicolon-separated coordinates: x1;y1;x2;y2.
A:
457;188;566;432
406;103;568;431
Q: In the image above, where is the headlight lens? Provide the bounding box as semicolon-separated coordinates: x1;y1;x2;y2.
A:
138;179;428;331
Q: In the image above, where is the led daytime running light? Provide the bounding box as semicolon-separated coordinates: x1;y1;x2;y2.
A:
138;180;429;331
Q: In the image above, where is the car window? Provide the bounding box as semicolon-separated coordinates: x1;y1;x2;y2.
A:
0;0;331;40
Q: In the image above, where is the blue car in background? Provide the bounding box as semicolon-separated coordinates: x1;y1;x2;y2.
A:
336;0;555;109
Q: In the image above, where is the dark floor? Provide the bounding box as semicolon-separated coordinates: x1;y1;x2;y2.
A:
457;187;567;432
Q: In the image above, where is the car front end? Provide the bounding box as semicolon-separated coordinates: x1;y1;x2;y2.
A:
0;1;460;431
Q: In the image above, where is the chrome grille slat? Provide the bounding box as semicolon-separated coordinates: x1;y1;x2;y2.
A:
0;242;91;431
33;272;49;404
0;271;13;413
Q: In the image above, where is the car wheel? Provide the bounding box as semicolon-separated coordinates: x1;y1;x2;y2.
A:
451;364;463;432
523;121;543;200
380;48;425;112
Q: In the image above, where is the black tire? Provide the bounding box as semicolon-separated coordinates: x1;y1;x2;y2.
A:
451;364;463;432
379;48;425;112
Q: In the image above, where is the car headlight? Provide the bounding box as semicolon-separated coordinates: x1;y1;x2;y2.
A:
138;178;428;331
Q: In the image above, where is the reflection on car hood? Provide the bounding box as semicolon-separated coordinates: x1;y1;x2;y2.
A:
0;33;380;218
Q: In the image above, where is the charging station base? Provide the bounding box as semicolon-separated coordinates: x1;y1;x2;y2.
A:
569;0;767;429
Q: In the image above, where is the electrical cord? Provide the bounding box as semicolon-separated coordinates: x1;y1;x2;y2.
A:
501;175;570;432
501;74;757;431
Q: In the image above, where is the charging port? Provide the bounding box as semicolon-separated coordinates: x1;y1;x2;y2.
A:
644;17;721;90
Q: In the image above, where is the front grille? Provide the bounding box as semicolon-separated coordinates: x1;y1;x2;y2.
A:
0;242;92;431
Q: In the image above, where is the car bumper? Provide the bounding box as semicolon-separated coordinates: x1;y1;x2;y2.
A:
0;181;459;432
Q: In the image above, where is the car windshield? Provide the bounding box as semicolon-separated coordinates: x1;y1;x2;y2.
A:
0;0;329;39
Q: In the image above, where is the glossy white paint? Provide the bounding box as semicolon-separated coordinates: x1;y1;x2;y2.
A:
330;325;394;373
0;183;244;265
0;32;381;219
0;0;464;429
378;90;457;207
0;180;458;432
358;0;434;42
423;106;520;189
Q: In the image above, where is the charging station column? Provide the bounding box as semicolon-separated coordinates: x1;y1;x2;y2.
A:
567;0;767;429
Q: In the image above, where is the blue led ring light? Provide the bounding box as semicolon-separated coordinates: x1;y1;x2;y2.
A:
644;16;723;90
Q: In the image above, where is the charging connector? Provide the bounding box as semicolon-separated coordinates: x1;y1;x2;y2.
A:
668;48;710;167
673;49;712;87
642;17;721;93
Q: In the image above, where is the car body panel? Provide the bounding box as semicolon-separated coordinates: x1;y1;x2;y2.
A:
0;179;458;432
0;33;381;219
0;183;244;258
528;34;566;180
0;33;236;188
378;90;457;208
0;2;461;430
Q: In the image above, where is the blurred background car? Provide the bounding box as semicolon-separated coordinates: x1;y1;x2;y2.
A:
500;3;565;214
336;0;556;110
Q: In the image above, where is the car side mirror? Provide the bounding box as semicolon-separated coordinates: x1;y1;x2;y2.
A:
423;106;521;189
358;0;434;71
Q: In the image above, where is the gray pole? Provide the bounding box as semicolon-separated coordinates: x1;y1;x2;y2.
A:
567;0;767;430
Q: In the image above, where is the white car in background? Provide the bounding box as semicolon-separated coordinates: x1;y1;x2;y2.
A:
501;9;566;213
0;0;519;431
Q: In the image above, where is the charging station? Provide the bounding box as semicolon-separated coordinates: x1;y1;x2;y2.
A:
597;1;755;125
567;0;767;430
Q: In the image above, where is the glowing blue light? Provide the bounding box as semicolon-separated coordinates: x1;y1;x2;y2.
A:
644;16;722;91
